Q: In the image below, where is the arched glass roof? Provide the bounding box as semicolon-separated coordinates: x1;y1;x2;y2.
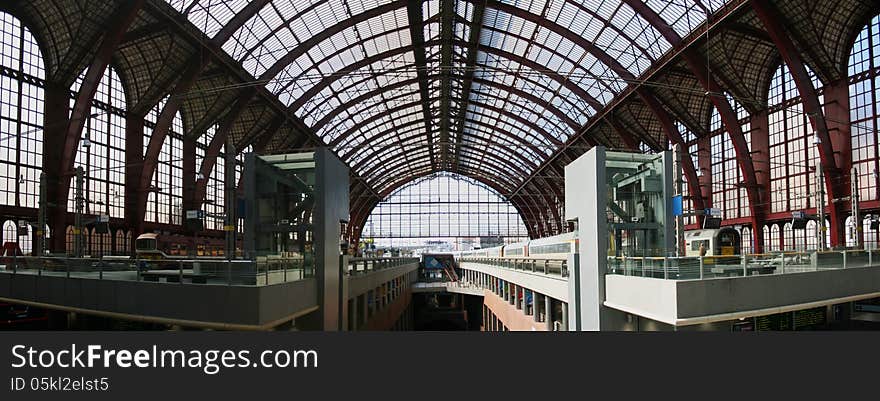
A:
363;171;528;240
166;0;729;194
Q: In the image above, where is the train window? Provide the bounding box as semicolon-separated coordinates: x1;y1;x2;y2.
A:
135;238;156;251
691;240;709;251
506;248;523;256
719;232;737;247
530;243;571;254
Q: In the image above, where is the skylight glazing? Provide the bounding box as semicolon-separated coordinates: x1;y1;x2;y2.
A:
166;0;729;193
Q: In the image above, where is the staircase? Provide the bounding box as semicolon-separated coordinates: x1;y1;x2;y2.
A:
442;259;460;282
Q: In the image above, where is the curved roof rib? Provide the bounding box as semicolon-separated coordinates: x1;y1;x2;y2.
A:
165;0;732;234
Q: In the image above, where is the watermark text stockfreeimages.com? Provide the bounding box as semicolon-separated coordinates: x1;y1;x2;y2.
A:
10;344;318;375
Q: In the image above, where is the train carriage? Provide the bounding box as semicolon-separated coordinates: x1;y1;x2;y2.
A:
683;228;741;257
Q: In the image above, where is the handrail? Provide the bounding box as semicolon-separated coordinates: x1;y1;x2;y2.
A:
458;257;569;278
346;257;419;276
605;249;880;280
0;255;311;286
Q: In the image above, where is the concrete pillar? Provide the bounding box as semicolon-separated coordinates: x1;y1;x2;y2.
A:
561;302;568;331
545;296;553;330
534;292;541;322
515;286;521;309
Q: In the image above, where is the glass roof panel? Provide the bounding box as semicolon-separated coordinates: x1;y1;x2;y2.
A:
176;0;250;39
167;0;733;193
218;1;399;77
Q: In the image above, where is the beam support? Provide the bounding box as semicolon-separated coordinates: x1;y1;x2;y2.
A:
438;0;455;169
406;1;437;168
51;1;144;252
451;1;485;171
623;0;765;251
750;0;845;246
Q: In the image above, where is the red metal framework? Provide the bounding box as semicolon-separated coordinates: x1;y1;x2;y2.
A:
2;0;880;252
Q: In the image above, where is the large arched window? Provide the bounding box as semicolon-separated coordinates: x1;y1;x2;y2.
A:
709;94;751;221
741;227;753;254
364;172;528;249
67;66;127;218
864;217;879;250
2;220;32;254
768;63;823;214
849;15;880;202
674;121;698;226
783;222;795;251
769;224;781;252
0;11;44;209
143;98;184;225
197;124;227;231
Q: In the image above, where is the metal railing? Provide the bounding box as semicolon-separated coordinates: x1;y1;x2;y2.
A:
458;257;569;277
347;257;419;276
606;249;880;280
0;255;311;286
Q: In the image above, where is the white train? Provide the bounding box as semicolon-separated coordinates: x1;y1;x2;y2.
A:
457;227;741;260
683;227;742;257
457;231;578;259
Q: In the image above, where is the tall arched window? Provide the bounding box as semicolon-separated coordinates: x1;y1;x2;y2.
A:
804;220;817;251
144;97;184;225
65;226;74;254
197;125;226;231
364;172;528;249
849;15;880;202
783;222;794;251
67;66;127;218
0;11;44;209
770;224;781;252
864;217;879;249
709;94;750;220
2;220;31;254
674;121;698;226
115;229;125;255
845;216;857;247
768;63;823;214
234;144;252;234
741;227;753;254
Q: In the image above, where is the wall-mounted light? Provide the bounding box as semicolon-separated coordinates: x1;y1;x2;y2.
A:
196;173;205;181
